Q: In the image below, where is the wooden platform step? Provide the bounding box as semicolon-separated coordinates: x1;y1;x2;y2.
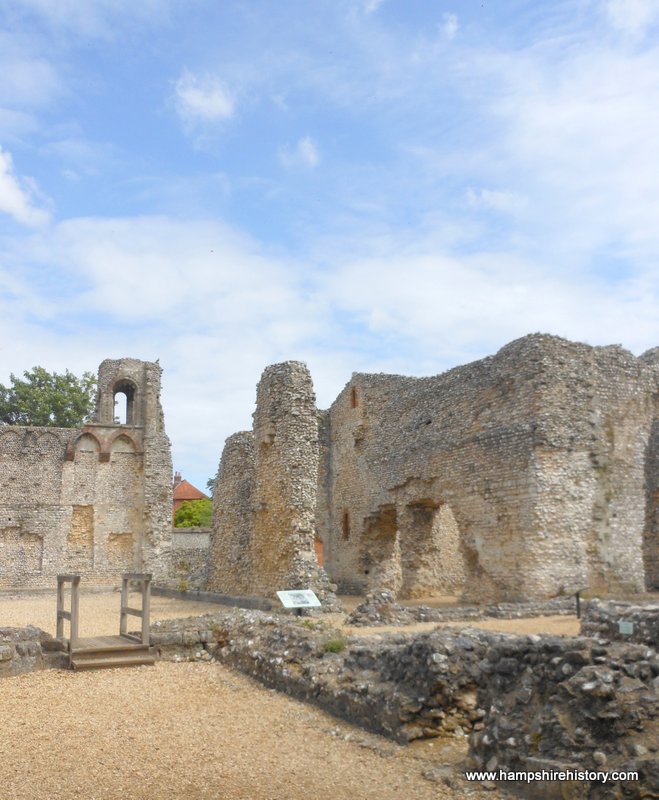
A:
69;635;156;671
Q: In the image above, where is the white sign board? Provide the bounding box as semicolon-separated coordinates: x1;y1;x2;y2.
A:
618;620;634;635
276;589;321;609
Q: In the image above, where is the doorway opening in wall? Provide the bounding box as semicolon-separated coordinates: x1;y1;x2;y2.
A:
360;504;401;594
399;500;466;599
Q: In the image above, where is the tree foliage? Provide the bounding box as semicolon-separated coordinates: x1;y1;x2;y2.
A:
0;366;97;428
174;498;213;528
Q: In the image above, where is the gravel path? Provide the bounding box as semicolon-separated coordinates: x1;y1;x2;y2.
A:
1;662;499;800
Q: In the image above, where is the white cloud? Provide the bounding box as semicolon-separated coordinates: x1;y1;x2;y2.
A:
0;147;50;226
441;13;458;40
279;136;320;168
174;69;234;124
605;0;659;38
452;20;659;266
0;212;337;490
363;0;385;14
321;249;659;359
466;188;527;215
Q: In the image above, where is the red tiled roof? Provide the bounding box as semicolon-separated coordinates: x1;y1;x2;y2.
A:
173;479;208;502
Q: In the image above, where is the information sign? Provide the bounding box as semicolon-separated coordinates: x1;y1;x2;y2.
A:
276;589;321;609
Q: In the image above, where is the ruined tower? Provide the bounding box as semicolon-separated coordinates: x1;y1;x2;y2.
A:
209;362;338;605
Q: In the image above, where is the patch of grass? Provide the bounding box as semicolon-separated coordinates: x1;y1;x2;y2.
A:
323;636;346;654
177;579;189;593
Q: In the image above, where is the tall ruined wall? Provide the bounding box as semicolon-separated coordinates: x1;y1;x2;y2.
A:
640;347;659;589
318;334;659;602
526;340;657;597
0;358;172;588
210;363;337;604
208;431;256;595
95;359;173;580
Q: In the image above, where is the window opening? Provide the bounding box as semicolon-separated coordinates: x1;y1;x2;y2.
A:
112;381;136;425
342;511;350;540
114;392;128;424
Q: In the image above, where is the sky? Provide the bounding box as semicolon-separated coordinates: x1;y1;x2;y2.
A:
1;0;658;491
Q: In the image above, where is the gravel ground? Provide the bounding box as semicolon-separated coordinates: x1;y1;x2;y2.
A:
1;661;502;800
6;592;581;800
0;590;223;638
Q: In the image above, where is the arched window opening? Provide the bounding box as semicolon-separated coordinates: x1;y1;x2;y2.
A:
114;392;128;424
350;387;358;408
112;381;136;425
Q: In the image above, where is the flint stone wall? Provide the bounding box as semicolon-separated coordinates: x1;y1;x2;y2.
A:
150;609;492;741
166;528;211;589
346;590;576;626
208;364;338;607
0;626;67;675
470;635;658;799
0;359;172;588
211;334;658;606
581;600;659;648
320;334;659;603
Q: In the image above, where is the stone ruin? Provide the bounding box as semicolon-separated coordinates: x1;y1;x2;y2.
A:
209;333;659;605
1;332;657;608
0;358;172;589
1;335;658;796
208;362;339;607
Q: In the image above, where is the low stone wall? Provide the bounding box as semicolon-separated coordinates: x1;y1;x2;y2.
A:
0;626;67;675
469;635;658;799
580;599;659;647
168;527;211;590
152;610;658;798
150;609;493;741
346;590;576;626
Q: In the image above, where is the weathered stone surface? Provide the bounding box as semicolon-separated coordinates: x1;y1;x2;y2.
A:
210;334;659;604
469;635;659;799
346;590;576;627
0;626;68;674
208;362;340;608
581;599;659;648
163;527;211;590
0;358;172;588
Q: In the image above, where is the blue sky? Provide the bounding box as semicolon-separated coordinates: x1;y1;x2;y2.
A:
1;0;658;491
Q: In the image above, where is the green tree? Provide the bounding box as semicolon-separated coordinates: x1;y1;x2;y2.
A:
0;366;97;427
174;498;213;528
